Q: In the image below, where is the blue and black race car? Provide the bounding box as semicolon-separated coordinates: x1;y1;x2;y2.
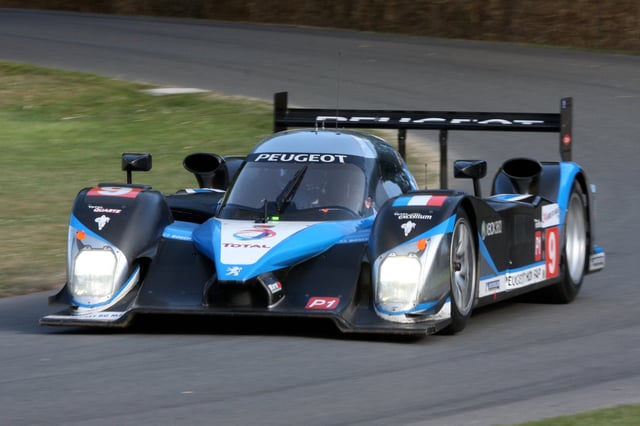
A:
41;93;605;335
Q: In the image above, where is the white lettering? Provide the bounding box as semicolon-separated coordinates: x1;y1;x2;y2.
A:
506;265;546;289
412;118;446;124
316;116;347;122
478;119;512;125
223;243;270;249
312;116;547;126
348;117;377;122
482;220;503;239
514;120;545;125
542;203;560;227
253;153;347;164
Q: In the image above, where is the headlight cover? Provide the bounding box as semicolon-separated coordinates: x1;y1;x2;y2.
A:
377;255;421;307
373;233;451;322
70;247;117;299
66;221;137;313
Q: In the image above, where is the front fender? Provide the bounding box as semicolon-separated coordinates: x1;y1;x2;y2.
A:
368;191;465;322
56;185;172;311
369;191;465;259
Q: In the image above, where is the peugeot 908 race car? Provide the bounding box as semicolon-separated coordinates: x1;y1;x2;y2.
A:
41;93;605;335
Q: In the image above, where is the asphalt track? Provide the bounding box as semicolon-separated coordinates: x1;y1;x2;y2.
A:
1;8;639;426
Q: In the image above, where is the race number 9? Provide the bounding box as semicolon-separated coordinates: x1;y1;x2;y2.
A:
87;186;142;199
545;227;560;278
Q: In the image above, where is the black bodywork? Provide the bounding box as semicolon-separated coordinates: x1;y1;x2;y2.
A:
41;93;604;336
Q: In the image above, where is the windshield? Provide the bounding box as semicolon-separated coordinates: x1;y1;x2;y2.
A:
219;161;367;221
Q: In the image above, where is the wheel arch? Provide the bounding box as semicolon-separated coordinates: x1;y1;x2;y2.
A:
562;169;593;257
457;197;480;304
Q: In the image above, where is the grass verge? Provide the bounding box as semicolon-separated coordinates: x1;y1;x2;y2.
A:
516;403;640;425
0;61;273;296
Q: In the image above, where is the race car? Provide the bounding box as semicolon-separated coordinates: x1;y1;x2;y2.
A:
41;92;605;335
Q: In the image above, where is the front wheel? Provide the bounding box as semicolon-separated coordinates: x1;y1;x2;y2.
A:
443;209;477;334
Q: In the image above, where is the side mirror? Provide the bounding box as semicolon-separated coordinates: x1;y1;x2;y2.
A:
122;153;152;184
454;160;486;197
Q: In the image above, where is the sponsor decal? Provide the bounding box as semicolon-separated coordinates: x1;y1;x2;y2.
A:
226;266;242;277
541;203;560;228
394;212;432;220
481;220;503;240
393;195;447;207
485;279;500;291
77;311;125;320
220;220;314;266
95;215;110;231
506;264;547;289
75;311;126;321
315;115;545;126
534;231;542;262
44;312;126;322
162;222;197;242
233;227;277;240
306;297;340;310
479;260;557;298
88;205;122;214
589;252;606;271
267;282;283;294
223;242;271;249
87;186;143;199
545;227;560;278
163;233;192;241
479;276;504;298
400;220;416;237
254;153;348;163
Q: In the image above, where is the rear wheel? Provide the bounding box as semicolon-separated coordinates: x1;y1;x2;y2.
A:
551;184;588;303
443;209;477;334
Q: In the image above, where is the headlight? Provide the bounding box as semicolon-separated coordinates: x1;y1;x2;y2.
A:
70;248;117;298
377;255;421;305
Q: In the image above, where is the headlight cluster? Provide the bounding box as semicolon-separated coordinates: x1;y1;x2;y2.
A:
373;234;450;321
66;221;136;313
377;255;421;304
70;248;117;298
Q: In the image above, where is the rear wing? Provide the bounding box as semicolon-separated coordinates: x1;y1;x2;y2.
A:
273;92;573;188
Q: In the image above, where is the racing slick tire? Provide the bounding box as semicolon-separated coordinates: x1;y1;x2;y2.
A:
443;208;478;334
551;183;588;303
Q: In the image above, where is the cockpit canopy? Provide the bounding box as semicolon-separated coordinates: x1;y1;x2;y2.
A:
219;156;367;220
217;129;417;221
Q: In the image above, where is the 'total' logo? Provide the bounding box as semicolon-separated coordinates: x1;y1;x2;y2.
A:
305;297;340;310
